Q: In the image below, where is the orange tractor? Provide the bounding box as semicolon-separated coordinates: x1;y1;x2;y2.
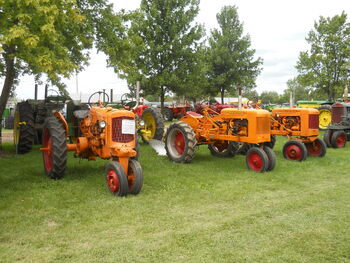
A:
40;91;142;197
165;107;276;172
269;108;327;161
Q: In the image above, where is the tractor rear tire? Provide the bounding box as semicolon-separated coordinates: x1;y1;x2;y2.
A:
263;146;276;171
208;141;238;158
318;105;332;130
105;161;128;197
42;117;67;179
323;130;332;147
163;107;173;121
331;130;347;148
14;101;35;154
165;121;197;163
305;138;327;157
140;107;164;143
282;140;307;161
246;147;269;172
127;159;143;195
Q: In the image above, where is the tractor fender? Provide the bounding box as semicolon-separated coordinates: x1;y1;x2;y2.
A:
53;112;68;136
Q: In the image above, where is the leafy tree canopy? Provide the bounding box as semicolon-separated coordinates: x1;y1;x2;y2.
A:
207;5;262;103
0;0;124;118
105;0;204;110
296;11;350;100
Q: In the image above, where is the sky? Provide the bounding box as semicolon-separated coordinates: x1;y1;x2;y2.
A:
2;0;350;100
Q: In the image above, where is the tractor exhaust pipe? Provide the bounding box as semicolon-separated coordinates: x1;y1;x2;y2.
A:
34;84;38;100
238;87;242;110
133;81;140;110
110;89;113;103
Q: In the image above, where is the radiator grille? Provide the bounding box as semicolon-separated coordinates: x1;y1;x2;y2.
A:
331;104;345;123
112;117;134;143
308;114;319;129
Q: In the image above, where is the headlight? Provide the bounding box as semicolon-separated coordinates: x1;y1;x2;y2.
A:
139;120;145;126
99;120;106;129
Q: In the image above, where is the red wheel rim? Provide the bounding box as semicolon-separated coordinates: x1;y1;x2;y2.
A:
247;152;263;171
107;170;120;192
43;128;53;171
285;144;302;160
174;131;185;155
336;134;346;147
307;141;322;156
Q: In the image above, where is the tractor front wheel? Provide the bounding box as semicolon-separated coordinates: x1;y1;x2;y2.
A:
105;162;128;197
305;138;327;157
323;130;332;147
282;140;307;161
331;130;347;148
42;117;67;179
208;141;238;158
263;146;276;171
165;121;197;163
127;159;143;195
246;147;269;172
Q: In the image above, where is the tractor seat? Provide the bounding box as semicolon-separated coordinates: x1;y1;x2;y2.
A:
73;110;90;119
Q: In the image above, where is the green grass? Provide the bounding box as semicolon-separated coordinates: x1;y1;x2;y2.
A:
1;137;350;263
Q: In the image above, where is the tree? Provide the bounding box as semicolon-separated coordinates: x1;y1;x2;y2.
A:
296;11;350;101
0;0;125;120
259;91;280;104
281;77;312;103
108;0;203;112
207;5;262;104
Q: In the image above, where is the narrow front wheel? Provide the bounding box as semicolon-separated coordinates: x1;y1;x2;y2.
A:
246;147;269;172
305;138;327;157
105;162;128;197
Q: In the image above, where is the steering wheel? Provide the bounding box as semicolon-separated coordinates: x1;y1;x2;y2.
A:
120;93;134;106
88;91;110;107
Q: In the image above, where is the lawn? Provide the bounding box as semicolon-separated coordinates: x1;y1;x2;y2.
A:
0;136;350;263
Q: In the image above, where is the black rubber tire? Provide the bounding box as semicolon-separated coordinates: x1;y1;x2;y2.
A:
323;130;332;147
42;117;67;179
105;161;128;197
282;140;307;161
246;147;269;172
318;105;332;130
163;107;173;121
132;134;140;160
331;130;347;148
165;121;197;163
14;101;35;154
140;107;164;143
128;159;143;195
208;141;238;158
263;146;276;171
264;135;276;149
305;138;327;157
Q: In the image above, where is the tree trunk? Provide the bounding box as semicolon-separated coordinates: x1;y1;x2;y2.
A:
160;86;165;115
0;51;16;152
221;88;225;104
